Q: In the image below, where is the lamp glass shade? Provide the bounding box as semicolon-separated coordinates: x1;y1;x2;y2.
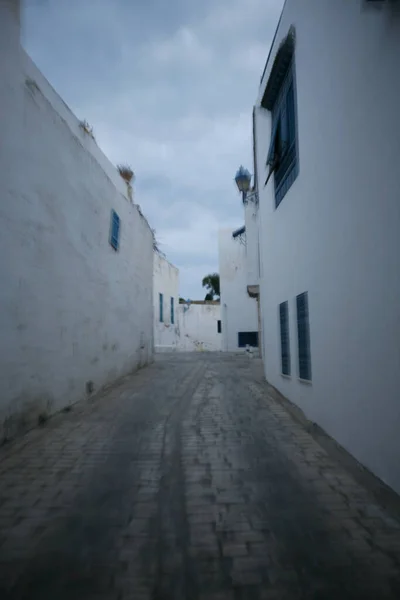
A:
234;166;251;193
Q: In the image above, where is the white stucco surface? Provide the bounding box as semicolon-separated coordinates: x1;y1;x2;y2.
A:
152;252;221;352
255;0;400;492
177;304;221;352
218;229;258;352
244;195;260;290
0;1;23;197
0;10;154;441
153;253;179;352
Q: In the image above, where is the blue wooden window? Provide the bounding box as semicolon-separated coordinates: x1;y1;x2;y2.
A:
170;297;174;324
296;292;311;381
109;209;120;250
159;293;163;322
268;62;298;208
217;320;222;334
279;301;290;376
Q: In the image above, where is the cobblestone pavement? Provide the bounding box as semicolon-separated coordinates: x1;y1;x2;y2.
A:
0;353;400;599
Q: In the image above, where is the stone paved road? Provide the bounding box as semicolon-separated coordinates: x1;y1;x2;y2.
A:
0;353;400;599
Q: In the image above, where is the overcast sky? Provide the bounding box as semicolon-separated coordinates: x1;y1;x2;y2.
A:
23;0;283;299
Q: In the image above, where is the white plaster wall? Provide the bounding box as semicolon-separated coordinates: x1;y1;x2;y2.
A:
177;304;221;352
255;0;400;492
0;1;23;192
244;195;260;289
0;38;154;441
218;229;258;352
153;253;179;351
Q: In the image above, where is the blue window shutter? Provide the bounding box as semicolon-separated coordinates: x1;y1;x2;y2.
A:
286;81;296;146
270;61;299;207
266;115;280;166
280;95;288;154
279;301;290;375
171;297;174;324
159;293;163;322
110;210;120;250
296;292;311;381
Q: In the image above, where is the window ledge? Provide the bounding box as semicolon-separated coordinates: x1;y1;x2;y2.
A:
298;378;312;385
281;373;291;380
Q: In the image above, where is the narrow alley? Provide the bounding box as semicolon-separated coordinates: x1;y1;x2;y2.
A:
0;354;399;600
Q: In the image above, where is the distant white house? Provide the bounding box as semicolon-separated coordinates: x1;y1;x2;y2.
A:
153;252;221;352
153;252;180;352
251;0;400;493
218;227;259;352
177;301;221;352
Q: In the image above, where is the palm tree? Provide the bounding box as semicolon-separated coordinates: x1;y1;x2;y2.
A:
202;273;220;301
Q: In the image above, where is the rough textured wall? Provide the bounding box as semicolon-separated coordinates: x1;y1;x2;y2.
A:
256;0;400;493
218;229;258;352
153;253;179;351
0;40;154;441
176;304;221;352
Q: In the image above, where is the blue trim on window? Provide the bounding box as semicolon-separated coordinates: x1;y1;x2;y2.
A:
109;210;120;251
170;297;174;324
159;293;164;323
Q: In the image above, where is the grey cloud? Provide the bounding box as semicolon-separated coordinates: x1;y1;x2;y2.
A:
23;0;284;298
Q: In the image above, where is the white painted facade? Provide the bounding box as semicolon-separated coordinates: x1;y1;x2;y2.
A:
0;3;154;441
153;252;179;352
177;303;221;352
254;0;400;493
244;194;260;293
153;253;221;351
218;229;258;352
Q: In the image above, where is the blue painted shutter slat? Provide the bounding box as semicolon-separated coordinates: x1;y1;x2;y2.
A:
114;213;120;248
271;62;298;207
110;210;120;250
266;115;280;166
280;96;288;154
279;301;290;375
159;293;163;322
286;81;296;146
296;292;311;380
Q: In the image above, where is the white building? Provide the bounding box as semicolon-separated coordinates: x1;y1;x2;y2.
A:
177;301;221;352
153;252;179;352
0;0;154;442
218;227;259;352
252;0;400;493
153;252;222;352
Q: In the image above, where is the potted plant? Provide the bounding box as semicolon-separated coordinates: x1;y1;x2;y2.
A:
117;164;135;201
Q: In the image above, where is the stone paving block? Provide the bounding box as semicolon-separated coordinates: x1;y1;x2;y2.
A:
0;353;399;599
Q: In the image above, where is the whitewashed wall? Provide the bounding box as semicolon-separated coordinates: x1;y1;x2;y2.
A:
244;195;260;290
153;253;179;351
0;11;154;442
255;0;400;492
218;229;258;352
177;304;221;352
0;1;23;199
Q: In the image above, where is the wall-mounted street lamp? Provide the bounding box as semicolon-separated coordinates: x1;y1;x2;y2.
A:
234;166;252;204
